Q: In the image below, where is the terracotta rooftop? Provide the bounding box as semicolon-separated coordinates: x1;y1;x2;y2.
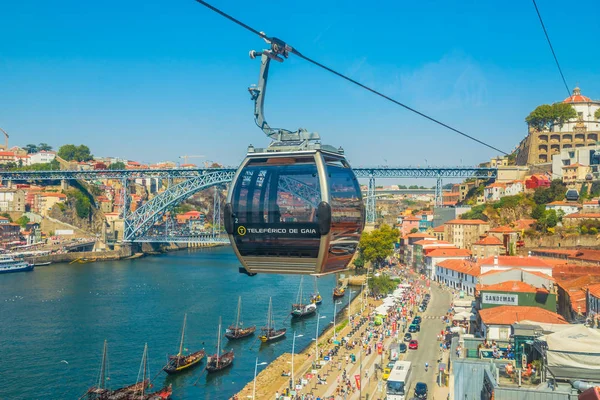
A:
479;281;540;294
436;259;480;276
513;219;536;230
413;239;450;246
474;236;504;246
547;201;582;207
446;219;488;225
478;306;568;326
479;268;555;281
588;283;600;298
427;248;472;257
563;213;600;219
433;225;445;232
479;256;553;269
553;264;600;280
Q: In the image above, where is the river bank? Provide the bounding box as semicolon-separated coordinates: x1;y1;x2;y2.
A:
233;286;367;399
24;241;227;266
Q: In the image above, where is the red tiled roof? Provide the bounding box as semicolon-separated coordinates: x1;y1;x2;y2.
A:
478;306;568;326
427;248;471;257
562;163;587;169
433;225;445;232
513;219;536;230
413;239;450;246
479;256;552;268
403;216;421;221
446;219;488;225
474;236;504;246
553;264;600;280
589;284;600;299
563;213;600;219
479;281;539;293
479;268;555;281
563;87;591;103
41;193;67;198
436;259;480;276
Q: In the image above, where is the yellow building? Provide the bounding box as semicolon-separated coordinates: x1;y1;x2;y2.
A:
562;163;591;187
444;219;490;250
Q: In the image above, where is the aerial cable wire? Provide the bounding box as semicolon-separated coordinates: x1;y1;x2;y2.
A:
531;0;571;97
193;0;509;156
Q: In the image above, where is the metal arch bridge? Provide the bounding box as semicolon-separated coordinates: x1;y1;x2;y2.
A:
0;166;496;241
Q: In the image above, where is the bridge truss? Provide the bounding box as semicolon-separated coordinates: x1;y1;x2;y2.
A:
0;166;496;241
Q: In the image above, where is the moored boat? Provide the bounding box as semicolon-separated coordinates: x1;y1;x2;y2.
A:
206;317;234;373
0;255;34;274
333;286;346;299
310;276;322;304
259;297;287;343
80;340;111;400
225;296;256;340
163;314;205;375
291;276;317;318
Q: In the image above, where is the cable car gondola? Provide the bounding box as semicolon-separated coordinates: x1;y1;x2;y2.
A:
224;35;365;276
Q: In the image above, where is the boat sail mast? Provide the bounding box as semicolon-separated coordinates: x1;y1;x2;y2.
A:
216;317;222;368
136;343;149;399
98;340;108;391
235;296;242;330
177;313;187;366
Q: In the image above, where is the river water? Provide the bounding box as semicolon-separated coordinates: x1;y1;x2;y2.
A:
0;247;359;399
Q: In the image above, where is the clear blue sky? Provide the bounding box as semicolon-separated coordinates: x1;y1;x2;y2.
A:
2;0;599;168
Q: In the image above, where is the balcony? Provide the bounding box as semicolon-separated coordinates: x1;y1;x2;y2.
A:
538;134;548;143
562;134;572;142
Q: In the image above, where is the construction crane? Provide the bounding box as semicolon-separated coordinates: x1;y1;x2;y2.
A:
0;128;8;150
179;155;205;165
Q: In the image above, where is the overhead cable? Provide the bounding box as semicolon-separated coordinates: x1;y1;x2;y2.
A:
193;0;509;156
531;0;571;97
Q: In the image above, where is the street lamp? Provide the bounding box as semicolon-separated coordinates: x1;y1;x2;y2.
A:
333;300;342;340
252;358;268;399
348;288;355;330
291;332;303;390
313;314;327;361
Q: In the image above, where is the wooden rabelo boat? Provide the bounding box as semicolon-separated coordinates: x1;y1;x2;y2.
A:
225;296;256;340
206;317;234;373
81;341;172;400
163;314;205;375
108;344;172;400
291;276;317;318
259;297;287;343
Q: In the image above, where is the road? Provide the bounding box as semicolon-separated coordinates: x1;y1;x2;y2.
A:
402;282;451;398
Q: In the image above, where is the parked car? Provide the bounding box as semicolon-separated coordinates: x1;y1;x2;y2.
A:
414;382;428;399
383;361;395;380
413;316;422;325
408;324;420;333
403;333;412;342
399;343;407;353
409;340;419;350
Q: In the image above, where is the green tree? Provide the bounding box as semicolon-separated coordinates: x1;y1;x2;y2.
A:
24;144;38;154
58;144;93;162
580;183;589;201
66;189;92;219
109;161;126;170
368;274;398;295
460;204;487;220
409;227;419;234
359;224;399;267
0;212;12;222
16;215;30;228
353;255;365;269
531;204;546;220
38;143;52;151
526;103;577;131
595;108;600;121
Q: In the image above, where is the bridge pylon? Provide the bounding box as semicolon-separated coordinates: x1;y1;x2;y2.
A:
366;175;376;224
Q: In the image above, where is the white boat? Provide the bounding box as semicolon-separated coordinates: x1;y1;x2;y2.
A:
291;276;317;318
0;255;34;274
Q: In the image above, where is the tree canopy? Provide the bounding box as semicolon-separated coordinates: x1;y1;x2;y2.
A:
109;161;126;170
595;108;600;121
58;144;93;162
533;179;566;205
368;274;398;295
358;224;399;267
525;103;577;131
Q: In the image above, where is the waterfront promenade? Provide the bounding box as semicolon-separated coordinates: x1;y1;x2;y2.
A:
234;272;453;400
